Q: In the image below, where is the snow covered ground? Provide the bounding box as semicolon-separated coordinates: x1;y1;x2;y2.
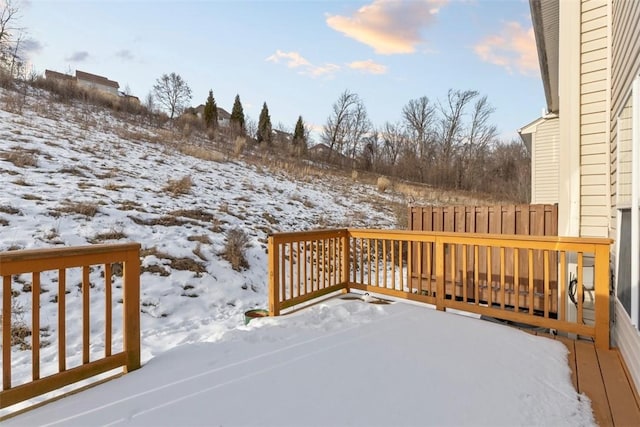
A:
4;297;595;426
0;89;595;425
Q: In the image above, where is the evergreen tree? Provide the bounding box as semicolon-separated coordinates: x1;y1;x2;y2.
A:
257;102;272;144
230;94;245;135
293;115;307;156
203;89;218;129
293;116;305;145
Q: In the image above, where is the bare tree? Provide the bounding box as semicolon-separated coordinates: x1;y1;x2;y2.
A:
152;72;192;120
321;90;371;162
380;121;406;168
434;89;478;186
457;95;498;189
402;96;436;160
0;0;24;78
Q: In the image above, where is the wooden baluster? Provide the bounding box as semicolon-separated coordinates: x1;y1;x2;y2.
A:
474;246;479;305
577;252;584;324
514;248;520;313
462;244;468;303
559;251;567;322
543;250;550;318
32;272;41;381
487;247;492;308
82;266;90;364
105;263;112;357
528;249;534;315
58;268;66;372
2;275;10;390
500;247;506;309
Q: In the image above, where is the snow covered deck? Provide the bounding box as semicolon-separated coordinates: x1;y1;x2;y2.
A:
1;296;613;426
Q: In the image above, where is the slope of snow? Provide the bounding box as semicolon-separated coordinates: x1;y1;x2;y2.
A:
0;89;398;402
0;90;594;425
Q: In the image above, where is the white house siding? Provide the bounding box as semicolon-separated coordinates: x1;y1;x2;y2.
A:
579;1;610;238
615;299;640;396
610;0;640;397
531;118;560;204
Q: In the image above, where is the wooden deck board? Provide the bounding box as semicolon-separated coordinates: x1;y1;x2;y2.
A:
574;340;614;426
556;335;578;391
595;348;640;426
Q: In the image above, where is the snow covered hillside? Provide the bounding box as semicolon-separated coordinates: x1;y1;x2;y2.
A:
0;88;402;384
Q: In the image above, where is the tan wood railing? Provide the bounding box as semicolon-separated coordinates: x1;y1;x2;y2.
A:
0;243;141;409
268;229;612;349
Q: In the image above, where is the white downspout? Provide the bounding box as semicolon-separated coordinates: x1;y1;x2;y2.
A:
631;77;639;328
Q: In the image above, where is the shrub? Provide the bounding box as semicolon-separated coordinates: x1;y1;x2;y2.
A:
163;175;192;196
222;228;250;271
233;136;246;157
377;176;391;193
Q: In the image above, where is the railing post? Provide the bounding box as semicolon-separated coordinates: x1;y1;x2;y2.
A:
341;230;350;293
123;246;141;372
594;243;611;350
435;236;445;311
268;236;280;316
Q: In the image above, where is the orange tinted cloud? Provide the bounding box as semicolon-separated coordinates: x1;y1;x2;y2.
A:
348;59;388;74
266;50;340;77
326;0;448;55
474;21;538;76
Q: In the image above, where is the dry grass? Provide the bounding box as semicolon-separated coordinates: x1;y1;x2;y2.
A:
22;194;43;201
90;229;127;243
169;209;217;223
377;176;392;193
13;177;33;186
59;166;89;177
0;217;9;226
192;243;207;261
2;149;39;168
234;137;246;157
163;176;193;196
118;200;144;211
187;235;212;244
0;205;21;215
141;247;206;274
0;296;32;350
221;228;250;271
178;145;225;162
129;215;190;227
50;201;99;218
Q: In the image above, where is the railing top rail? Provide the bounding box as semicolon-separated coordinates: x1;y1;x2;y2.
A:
269;229;348;242
346;229;613;246
0;242;141;264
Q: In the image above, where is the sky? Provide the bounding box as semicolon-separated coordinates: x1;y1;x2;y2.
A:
17;0;544;143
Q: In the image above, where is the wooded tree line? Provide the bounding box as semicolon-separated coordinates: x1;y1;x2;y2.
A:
321;89;530;202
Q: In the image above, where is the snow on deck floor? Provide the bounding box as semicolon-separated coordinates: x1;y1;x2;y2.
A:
5;298;595;427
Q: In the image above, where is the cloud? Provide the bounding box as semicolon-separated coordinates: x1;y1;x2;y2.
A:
115;49;134;61
348;59;387;74
21;38;43;54
326;0;448;55
266;50;340;78
474;21;538;76
266;50;310;68
65;51;90;62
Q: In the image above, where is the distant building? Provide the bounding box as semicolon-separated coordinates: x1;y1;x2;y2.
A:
184;104;232;127
75;70;119;95
45;69;121;97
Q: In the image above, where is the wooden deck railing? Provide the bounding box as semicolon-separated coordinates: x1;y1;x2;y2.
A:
268;229;612;349
0;243;141;409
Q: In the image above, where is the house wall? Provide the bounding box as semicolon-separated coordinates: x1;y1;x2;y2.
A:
531;117;560;204
76;79;119;96
579;0;610;238
610;0;640;395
